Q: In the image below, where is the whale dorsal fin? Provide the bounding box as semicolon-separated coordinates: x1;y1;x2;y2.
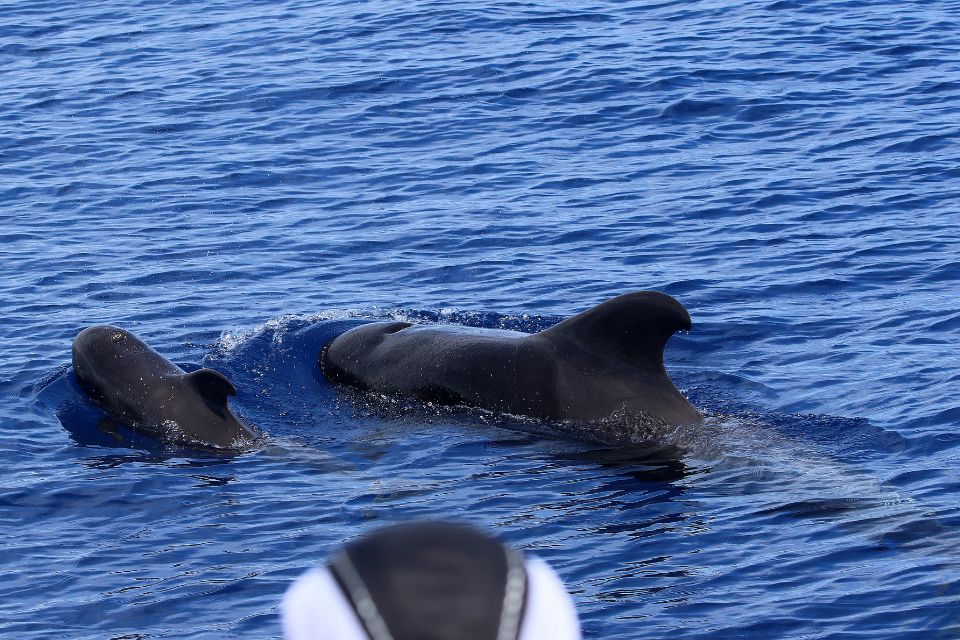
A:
542;291;692;369
185;368;237;407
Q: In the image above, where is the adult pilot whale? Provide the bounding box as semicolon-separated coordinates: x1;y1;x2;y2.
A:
321;291;702;425
72;325;259;449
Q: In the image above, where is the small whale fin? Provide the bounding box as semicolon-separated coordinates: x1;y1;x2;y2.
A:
542;291;692;369
184;368;237;407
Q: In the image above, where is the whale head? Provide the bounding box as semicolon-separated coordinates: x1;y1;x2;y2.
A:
72;325;258;450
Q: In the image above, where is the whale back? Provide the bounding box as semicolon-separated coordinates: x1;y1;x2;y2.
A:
541;291;691;370
320;292;700;425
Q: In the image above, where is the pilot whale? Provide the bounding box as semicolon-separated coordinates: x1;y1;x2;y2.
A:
321;291;702;425
72;325;258;449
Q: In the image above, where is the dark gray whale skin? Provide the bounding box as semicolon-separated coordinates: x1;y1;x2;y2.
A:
72;325;258;449
321;291;702;425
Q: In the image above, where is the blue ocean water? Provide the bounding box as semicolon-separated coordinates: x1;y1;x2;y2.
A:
2;0;959;637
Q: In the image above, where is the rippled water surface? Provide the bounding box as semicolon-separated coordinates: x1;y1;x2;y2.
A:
2;1;959;638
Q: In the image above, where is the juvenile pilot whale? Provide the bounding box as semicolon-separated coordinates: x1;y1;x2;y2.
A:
72;325;258;449
321;291;701;425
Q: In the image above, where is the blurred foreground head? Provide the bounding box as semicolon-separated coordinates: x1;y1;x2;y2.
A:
282;521;581;640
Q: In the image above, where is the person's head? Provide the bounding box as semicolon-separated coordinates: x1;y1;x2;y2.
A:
282;521;581;640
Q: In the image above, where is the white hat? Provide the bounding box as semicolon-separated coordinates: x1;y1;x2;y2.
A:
282;522;581;640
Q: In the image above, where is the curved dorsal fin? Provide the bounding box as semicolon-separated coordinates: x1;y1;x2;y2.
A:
184;368;237;407
542;291;692;368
